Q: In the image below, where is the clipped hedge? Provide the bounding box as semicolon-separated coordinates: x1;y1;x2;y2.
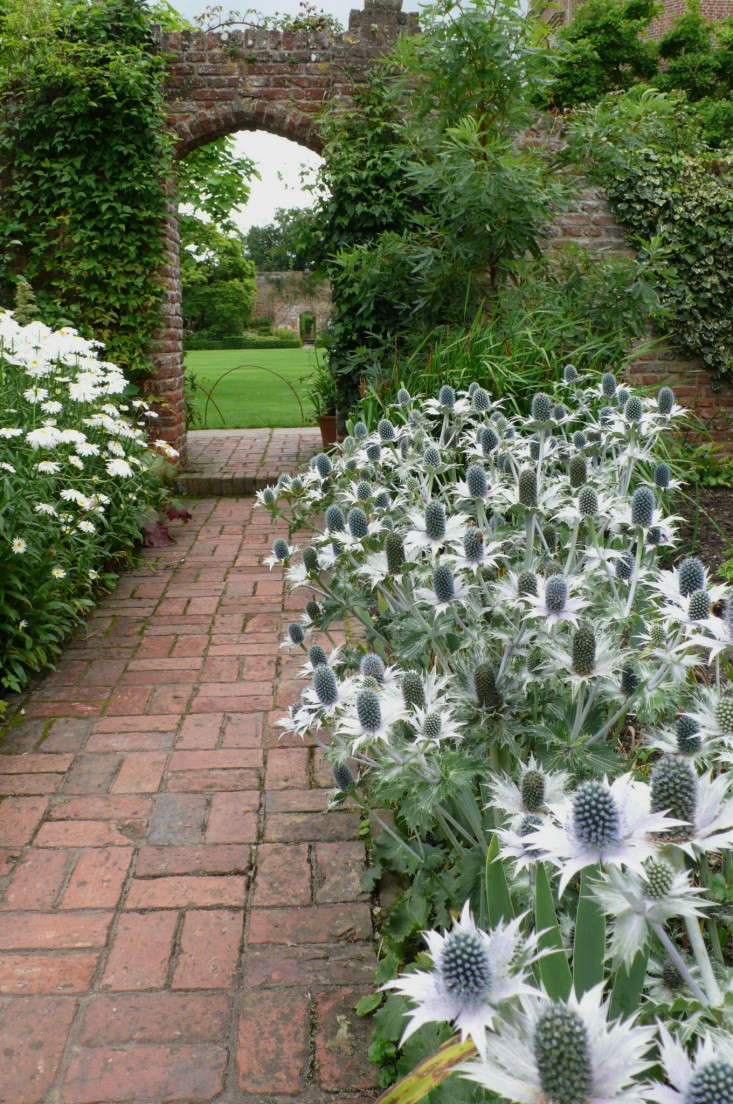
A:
184;331;302;351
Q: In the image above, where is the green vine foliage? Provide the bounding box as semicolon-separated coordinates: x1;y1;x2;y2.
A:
0;0;172;382
563;88;733;384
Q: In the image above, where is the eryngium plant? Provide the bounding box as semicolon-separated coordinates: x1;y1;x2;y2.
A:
258;371;733;1102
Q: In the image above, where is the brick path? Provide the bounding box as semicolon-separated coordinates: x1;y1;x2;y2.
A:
0;475;379;1101
177;428;322;496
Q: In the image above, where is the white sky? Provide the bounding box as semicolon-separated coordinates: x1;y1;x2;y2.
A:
163;0;418;230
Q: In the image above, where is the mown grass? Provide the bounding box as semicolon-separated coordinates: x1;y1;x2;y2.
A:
185;347;319;428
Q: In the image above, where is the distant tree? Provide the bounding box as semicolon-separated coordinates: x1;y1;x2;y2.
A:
180;215;256;336
244;207;316;271
178;136;257;231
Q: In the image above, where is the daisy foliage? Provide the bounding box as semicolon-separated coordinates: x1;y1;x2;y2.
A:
260;374;732;1102
0;310;177;692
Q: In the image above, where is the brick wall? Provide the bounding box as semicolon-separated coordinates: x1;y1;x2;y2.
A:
550;0;733;37
252;272;332;333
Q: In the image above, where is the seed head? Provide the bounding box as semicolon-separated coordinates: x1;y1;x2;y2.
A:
630;486;655;528
291;476;303;492
374;491;390;509
531;392;553;422
676;714;701;754
572;431;587;449
688;589;710;621
360;653;385;682
439;930;492;1000
534;1004;593;1104
308;644;327;668
678;557;705;597
657;386;675;415
521;769;546;812
480;426;498;455
397;387;411;405
569;455;587;489
578;485;598;517
624;396;643;423
545;575;568;614
518;570;538;597
272;538;290;561
715;694;733;735
304;603;322;632
466;464;488;499
433;564;455;604
572;624;596;676
385;531;405;574
354;421;368;439
601;372;617;397
262;488;275;505
332;762;354;790
438;384;456;408
287;623;304;645
378;418;396;442
313;664;338;706
472;387;490;412
463;527;484;563
325;505;345;533
572;780;621;849
687;1062;733;1104
615;553;633;581
643;858;675;899
422;712;442;742
564;363;578;382
519;812;543;838
402;671;425;710
356;688;382;733
424;500;446;541
347;507;369;539
314;452;332;478
654;463;671;489
366;443;381;463
661;958;684;991
554;403;567;421
357;480;371;501
303;547;319;574
650;755;697;828
424;445;441;469
518;468;537;508
600;405;614;426
621;664;639;695
617;388;630;408
473;663;501;710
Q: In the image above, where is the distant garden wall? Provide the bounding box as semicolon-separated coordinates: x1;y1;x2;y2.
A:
252;271;332;333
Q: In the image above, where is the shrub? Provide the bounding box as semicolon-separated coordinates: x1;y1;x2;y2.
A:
0;310;174;693
183;330;302;350
261;374;732;1099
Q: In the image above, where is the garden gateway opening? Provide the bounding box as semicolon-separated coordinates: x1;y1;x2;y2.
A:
150;0;418;458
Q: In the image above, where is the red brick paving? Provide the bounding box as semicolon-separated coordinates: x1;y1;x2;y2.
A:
0;486;377;1102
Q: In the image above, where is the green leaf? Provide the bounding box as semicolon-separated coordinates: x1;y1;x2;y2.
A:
374;1034;476;1104
609;950;648;1020
356;991;384;1017
573;866;606;997
485;833;514;926
535;862;572;1000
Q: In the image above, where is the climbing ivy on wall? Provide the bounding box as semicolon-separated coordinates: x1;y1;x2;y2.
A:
0;0;172;382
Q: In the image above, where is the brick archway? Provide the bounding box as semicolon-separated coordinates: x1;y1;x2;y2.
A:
150;1;418;457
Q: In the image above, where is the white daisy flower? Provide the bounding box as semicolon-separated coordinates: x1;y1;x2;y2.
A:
11;537;27;554
40;400;63;414
647;1024;733;1104
51;566;67;579
528;774;680;894
23;386;48;404
382;903;540;1058
0;427;23;438
34;503;57;516
0;461;15;473
460;984;656;1104
105;457;133;478
36;460;60;474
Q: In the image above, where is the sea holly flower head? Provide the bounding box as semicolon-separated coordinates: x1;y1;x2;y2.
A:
460;984;655;1104
648;1025;733;1104
382;903;541;1058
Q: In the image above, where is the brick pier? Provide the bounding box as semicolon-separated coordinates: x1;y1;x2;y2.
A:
0;432;378;1103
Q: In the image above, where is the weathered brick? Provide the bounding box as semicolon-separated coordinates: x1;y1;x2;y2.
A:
265;746;309;789
253;843;311;907
101;911;178;990
111;751;167;793
315;987;378;1091
78;992;230;1045
248;903;372;945
125;875;246;909
172;909;241;989
0;995;76;1103
313;841;367;903
206;791;259;843
0;911;111;950
0;952;98;994
136;843;250;876
62;1044;227;1103
0;797;47;845
148;793;207;844
61;848;132;909
237;990;308;1094
245;943;375;989
0;848;69;910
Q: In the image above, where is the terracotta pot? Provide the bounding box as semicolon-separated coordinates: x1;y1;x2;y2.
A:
318;414;340;448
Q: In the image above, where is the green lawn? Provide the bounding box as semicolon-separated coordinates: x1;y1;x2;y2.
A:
185;347;319;428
